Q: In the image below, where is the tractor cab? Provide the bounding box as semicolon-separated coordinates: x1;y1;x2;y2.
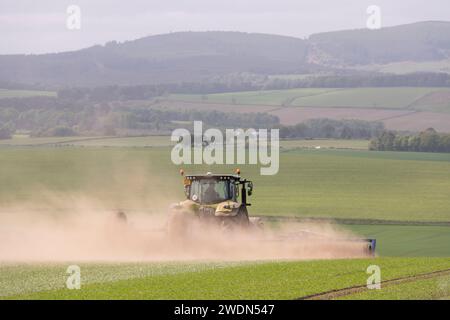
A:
182;171;253;206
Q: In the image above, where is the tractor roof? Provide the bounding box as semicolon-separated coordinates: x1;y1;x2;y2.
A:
185;172;243;181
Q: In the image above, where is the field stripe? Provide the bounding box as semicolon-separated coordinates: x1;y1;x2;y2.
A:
258;216;450;227
376;110;418;121
297;268;450;300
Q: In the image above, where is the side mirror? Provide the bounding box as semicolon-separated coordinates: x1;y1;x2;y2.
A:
184;185;190;198
247;182;253;196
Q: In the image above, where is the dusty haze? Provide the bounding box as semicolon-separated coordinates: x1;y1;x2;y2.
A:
0;191;372;262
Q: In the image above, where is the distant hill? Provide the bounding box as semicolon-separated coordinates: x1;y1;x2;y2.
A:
1;22;450;87
308;21;450;66
0;31;310;87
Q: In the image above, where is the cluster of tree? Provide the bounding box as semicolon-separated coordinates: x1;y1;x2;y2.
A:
57;82;262;102
278;119;385;140
0;126;12;139
262;72;450;90
54;72;450;102
0;98;279;137
369;128;450;153
309;21;450;65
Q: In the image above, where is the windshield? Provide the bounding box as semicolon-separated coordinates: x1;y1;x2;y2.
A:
190;179;234;204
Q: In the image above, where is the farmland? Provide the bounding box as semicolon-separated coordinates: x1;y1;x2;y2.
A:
163;87;450;132
0;89;56;99
0;138;449;300
169;87;450;111
340;274;450;300
1;258;450;299
170;88;335;106
1;142;450;221
0;135;369;150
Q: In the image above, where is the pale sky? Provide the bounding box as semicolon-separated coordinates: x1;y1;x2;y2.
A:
1;0;450;54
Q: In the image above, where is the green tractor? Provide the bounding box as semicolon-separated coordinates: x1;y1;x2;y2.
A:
167;170;262;238
166;169;377;256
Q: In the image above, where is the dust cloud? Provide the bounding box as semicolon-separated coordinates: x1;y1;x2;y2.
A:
0;193;372;262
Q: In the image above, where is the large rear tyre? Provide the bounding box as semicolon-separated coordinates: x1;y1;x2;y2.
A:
167;210;192;241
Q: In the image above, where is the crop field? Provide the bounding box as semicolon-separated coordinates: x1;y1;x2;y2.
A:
0;89;56;99
0;135;105;146
0;135;174;147
280;139;369;150
163;88;450;132
1;144;450;221
1;258;449;299
169;88;335;106
340;274;450;300
347;225;450;257
0;135;368;150
351;59;450;75
0;139;449;300
169;87;450;111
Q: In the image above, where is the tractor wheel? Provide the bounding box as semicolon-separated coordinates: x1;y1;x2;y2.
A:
220;206;250;233
167;210;191;241
236;206;250;227
114;211;128;224
105;210;128;240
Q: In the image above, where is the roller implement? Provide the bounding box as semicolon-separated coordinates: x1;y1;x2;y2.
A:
167;170;377;256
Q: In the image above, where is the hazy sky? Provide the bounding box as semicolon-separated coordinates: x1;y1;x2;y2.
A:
1;0;450;54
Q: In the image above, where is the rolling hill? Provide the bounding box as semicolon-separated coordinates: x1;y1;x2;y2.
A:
308;21;450;66
1;22;450;87
0;31;310;86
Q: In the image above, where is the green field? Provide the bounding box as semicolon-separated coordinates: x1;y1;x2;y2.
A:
0;135;368;149
280;139;369;150
290;87;442;109
1;146;449;221
0;89;56;99
170;88;334;106
0;135;177;147
1;258;449;299
0;135;104;146
168;87;450;111
347;225;450;257
1;140;449;300
341;275;450;300
351;59;450;75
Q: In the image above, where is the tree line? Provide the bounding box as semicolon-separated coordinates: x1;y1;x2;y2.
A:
369;128;450;153
0;98;279;138
277;119;385;140
54;72;450;102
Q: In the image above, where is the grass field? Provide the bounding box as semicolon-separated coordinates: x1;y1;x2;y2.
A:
0;136;104;146
1;258;449;299
347;225;450;257
170;88;335;106
0;89;56;99
1;139;449;300
351;59;450;75
0;135;173;147
290;87;443;109
0;135;368;150
280;139;369;150
168;87;450;112
340;275;450;300
1;146;449;222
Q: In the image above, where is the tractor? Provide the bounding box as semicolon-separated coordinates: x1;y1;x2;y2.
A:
166;169;377;256
167;169;262;239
